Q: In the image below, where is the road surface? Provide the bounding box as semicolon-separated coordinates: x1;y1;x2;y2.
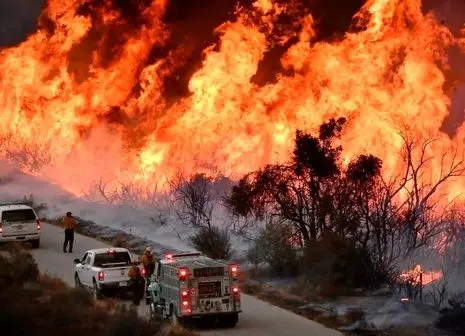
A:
32;223;343;336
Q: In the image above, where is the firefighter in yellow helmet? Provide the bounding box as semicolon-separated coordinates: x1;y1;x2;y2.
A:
140;246;156;280
128;261;145;306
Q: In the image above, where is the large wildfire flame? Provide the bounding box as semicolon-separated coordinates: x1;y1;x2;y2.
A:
1;0;465;196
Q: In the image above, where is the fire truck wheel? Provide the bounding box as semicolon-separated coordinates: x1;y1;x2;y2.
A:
92;280;103;300
169;306;179;326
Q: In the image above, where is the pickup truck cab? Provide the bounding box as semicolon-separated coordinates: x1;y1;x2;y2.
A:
0;202;41;248
146;252;241;327
73;247;144;299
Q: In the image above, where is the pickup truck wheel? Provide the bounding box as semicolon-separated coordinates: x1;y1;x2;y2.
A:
93;281;103;300
74;273;82;288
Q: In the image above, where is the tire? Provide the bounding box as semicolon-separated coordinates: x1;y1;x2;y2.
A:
169;305;183;326
74;273;82;288
221;313;239;328
149;302;156;318
145;290;151;305
30;239;40;249
93;280;103;300
150;302;164;321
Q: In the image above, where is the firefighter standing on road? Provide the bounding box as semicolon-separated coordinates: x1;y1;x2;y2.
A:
128;261;145;306
140;246;156;280
62;211;77;253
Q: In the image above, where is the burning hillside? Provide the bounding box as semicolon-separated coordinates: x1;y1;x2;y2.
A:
0;0;464;197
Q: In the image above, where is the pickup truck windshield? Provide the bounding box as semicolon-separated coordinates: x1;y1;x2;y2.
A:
94;252;131;268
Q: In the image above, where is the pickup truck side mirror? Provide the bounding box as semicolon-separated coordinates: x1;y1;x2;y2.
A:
73;258;81;264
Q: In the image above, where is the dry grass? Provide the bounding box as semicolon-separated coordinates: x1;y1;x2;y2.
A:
241;279;371;333
158;325;199;336
114;234;129;248
386;327;427;336
241;281;306;313
288;280;323;301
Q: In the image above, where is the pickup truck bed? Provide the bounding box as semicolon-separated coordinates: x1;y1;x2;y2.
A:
74;247;142;298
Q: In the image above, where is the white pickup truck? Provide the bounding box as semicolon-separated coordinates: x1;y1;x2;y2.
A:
73;247;145;299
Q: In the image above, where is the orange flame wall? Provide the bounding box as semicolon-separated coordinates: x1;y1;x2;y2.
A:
0;0;465;197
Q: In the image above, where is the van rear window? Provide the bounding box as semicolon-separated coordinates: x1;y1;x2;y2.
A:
1;209;36;222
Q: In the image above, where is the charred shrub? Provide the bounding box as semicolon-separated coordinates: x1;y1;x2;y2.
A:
189;226;232;260
435;308;465;334
435;291;465;334
448;291;465;308
247;222;300;277
303;232;375;291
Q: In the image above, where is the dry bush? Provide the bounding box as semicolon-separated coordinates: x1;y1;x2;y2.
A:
427;276;448;310
436;308;465;334
388;327;427;336
20;194;48;215
240;281;263;295
312;315;345;329
0;243;39;287
114;235;129;248
0;132;52;172
36;273;70;293
106;305;163;336
303;232;376;291
158;325;198;336
247;221;300;277
189;226;232;260
288;280;321;301
448;291;465;308
343;308;365;325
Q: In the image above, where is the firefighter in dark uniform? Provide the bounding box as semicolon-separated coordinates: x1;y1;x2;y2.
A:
128;261;145;306
62;211;77;253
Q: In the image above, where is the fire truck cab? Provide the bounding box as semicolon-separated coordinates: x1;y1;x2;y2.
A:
146;252;241;327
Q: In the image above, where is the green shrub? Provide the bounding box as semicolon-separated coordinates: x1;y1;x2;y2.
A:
189;226;232;260
303;232;376;290
247;222;300;277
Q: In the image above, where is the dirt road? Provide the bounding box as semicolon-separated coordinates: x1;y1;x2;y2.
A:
32;223;343;336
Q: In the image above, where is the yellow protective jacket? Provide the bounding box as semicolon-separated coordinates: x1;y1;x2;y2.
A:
140;253;155;266
128;266;141;279
62;216;77;230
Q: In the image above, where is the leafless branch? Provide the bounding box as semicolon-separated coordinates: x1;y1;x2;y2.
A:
169;171;229;230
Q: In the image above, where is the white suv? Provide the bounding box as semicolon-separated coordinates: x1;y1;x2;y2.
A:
0;203;41;248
